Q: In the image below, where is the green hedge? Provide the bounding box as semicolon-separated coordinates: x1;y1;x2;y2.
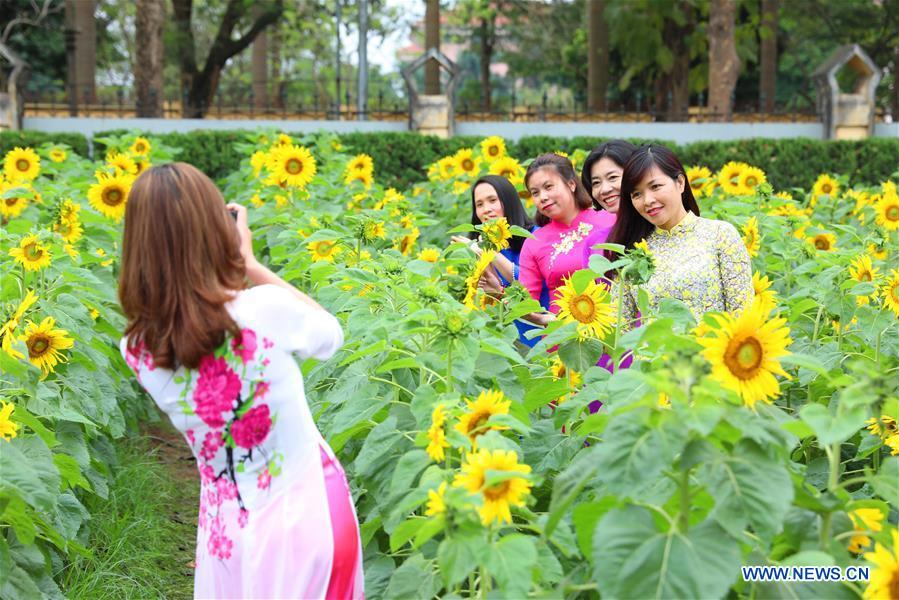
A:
16;128;899;191
0;130;89;158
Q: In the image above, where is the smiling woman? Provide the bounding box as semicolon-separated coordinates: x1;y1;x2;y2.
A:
608;144;754;328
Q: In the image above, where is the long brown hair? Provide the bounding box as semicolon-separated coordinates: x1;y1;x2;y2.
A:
524;153;598;226
119;163;245;370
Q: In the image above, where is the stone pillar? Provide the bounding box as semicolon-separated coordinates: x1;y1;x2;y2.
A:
65;0;97;107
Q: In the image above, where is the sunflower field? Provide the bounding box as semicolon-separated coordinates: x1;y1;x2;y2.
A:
1;131;898;599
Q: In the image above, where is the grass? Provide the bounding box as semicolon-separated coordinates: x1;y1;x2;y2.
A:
59;426;198;599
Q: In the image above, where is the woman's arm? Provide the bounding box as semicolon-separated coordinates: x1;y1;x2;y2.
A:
228;203;325;311
491;253;515;283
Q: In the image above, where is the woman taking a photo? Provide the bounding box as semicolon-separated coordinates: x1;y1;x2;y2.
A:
580;139;637;214
519;153;617;325
119;163;363;599
608;144;753;326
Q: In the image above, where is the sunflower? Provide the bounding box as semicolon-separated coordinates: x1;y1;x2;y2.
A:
863;528;899;599
768;203;807;217
868;243;888;261
481;217;512;251
250;150;268;177
362;220;386;241
454;390;510;444
738;166;766;195
425;481;448;516
717;161;748;195
273;133;293;147
267;144;317;188
106;152;138;176
874;190;899;232
8;234;52;271
697;302;792;408
866;415;898;439
453;448;532;525
0;182;29;219
396;227;420;257
4;147;40;182
553;277;616;339
437;156;456;180
133;159;151;175
550;355;582;403
54;215;83;244
742;217;760;257
812;173;839;205
849;255;881;306
751;272;777;314
686;166;712;196
881;269;899;316
809;232;836;251
453;148;481;177
129;137;151;156
88;172;132;221
480;136;506;160
462;250;497;310
848;508;884;554
48;148;67;163
0;401;18;441
346;154;374;175
426;404;450;462
488;156;523;183
19;317;74;376
345;169;373;189
307;239;341;262
418;247;441;263
0;290;38;359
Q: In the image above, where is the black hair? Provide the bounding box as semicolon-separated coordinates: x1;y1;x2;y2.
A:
606;144;701;259
580;140;638;207
524;153;598;227
468;175;534;253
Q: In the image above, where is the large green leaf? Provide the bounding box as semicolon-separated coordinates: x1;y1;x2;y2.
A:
701;439;793;544
0;436;60;513
389;450;431;497
593;506;741;600
799;403;867;446
486;534;538;598
437;533;484;588
545;445;601;538
354;416;402;478
384;553;440;600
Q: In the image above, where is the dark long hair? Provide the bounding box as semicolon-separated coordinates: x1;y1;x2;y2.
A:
525;153;597;226
606;144;700;258
468;175;534;253
580;140;638;204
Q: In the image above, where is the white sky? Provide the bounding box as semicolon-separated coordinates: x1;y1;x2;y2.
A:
346;0;425;72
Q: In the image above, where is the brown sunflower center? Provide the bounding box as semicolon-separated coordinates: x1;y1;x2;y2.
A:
821;184;832;194
466;411;491;437
886;204;899;221
5;197;20;207
28;334;50;357
814;236;831;250
889;572;899;600
746;176;758;187
16;159;30;172
500;169;513;177
135;143;147;153
488;146;500;157
285;158;303;175
462;159;474;171
858;271;872;282
724;335;763;379
315;241;334;255
570;295;596;323
102;186;124;206
23;242;43;261
483;479;511;501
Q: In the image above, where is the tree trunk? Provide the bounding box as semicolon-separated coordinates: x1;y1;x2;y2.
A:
654;2;693;121
759;0;778;113
424;0;440;94
134;0;165;118
708;0;740;121
587;0;609;112
65;0;96;110
251;5;268;110
271;22;282;108
171;0;282;118
893;44;899;120
479;17;494;112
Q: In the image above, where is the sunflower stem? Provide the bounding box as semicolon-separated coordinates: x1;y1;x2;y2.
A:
819;442;841;550
612;274;625;372
678;465;691;533
811;305;824;343
446;342;454;393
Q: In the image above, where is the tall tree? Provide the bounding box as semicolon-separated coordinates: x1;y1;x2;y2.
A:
587;0;609;112
171;0;282;118
708;0;739;120
424;0;440;94
759;0;777;112
251;5;268;109
65;0;97;108
653;1;695;120
134;0;165;117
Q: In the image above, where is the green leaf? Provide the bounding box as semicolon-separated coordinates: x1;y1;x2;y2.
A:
437;534;482;588
384;554;439;600
593;506;741;599
545;446;600;538
799;403;867;446
780;353;829;376
0;436;60;513
10;406;57;448
558;338;604;373
389;517;426;553
52;454;92;492
486;534;538;598
354;416;402;478
701;440;794;544
389;450;432;497
523;378;571;411
573;498;617;559
870;456;899;506
0;495;37;544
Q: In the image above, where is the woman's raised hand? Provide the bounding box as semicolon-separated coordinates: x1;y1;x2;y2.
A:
226;203;257;267
450;235;482;256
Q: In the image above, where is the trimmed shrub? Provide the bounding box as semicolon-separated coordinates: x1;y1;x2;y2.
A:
0;130;89;158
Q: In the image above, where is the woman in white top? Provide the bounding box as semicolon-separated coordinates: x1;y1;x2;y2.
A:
118;163;363;599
